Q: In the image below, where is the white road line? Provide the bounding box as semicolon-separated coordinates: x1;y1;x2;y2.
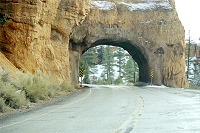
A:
0;88;92;129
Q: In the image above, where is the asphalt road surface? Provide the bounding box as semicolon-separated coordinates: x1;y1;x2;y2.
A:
0;85;200;133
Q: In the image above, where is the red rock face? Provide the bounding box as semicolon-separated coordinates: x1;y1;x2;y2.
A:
0;0;90;87
71;0;188;88
0;0;188;88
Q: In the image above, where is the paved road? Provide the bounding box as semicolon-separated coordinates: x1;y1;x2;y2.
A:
0;85;200;133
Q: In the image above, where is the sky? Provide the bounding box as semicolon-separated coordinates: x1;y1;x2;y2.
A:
175;0;200;44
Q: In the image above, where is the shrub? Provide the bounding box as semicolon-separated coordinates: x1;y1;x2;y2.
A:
0;67;11;82
14;71;63;102
25;72;51;102
0;82;26;109
60;81;75;93
0;14;8;25
96;80;109;85
0;68;27;111
0;67;75;112
13;72;34;102
189;83;200;89
15;72;52;102
40;73;62;97
0;98;10;113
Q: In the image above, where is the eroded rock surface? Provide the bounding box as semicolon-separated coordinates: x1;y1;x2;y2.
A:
0;0;188;88
0;0;90;87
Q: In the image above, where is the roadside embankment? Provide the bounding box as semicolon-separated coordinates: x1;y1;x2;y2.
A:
0;67;76;116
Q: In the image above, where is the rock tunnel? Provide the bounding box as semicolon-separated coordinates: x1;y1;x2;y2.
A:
70;0;189;87
82;38;150;83
0;0;189;88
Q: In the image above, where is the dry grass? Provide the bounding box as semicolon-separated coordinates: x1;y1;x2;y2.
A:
0;68;26;112
0;83;26;109
60;81;75;93
0;98;10;113
0;68;75;113
14;71;63;103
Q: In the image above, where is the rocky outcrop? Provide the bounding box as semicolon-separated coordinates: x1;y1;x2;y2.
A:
71;0;188;87
0;0;189;88
0;0;90;87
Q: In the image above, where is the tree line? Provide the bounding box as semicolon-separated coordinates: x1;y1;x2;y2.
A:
186;42;200;89
80;46;139;85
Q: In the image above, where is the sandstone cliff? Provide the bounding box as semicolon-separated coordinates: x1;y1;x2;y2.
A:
0;0;189;88
0;0;90;87
71;0;188;87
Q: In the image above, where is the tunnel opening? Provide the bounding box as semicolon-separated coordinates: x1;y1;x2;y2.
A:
81;38;150;84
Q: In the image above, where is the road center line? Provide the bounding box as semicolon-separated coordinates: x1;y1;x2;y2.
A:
0;88;92;129
115;89;144;133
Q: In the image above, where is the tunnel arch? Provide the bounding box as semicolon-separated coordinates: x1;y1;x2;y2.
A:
82;38;150;83
69;0;189;87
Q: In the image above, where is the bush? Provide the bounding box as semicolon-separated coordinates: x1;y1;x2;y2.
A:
189;83;200;89
60;81;75;93
14;71;74;102
0;69;26;111
14;71;62;102
0;67;11;82
96;79;110;85
24;72;52;102
0;13;9;26
0;82;26;109
0;67;75;112
0;98;10;113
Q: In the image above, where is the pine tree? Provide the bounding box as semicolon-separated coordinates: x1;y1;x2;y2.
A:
82;48;98;67
97;46;104;64
80;48;98;84
124;56;139;83
196;68;200;87
80;59;90;84
114;47;126;84
102;46;115;84
192;62;200;87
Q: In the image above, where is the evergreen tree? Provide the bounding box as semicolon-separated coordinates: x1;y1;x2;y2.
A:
124;56;139;83
102;46;115;84
80;48;98;84
114;47;126;84
196;65;200;86
82;48;98;67
192;62;200;87
97;46;104;64
80;59;90;84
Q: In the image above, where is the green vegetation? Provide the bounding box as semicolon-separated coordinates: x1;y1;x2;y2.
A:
0;68;26;112
124;56;139;84
189;65;200;89
0;68;74;113
114;47;126;84
185;41;200;89
102;46;115;84
0;14;8;25
80;45;139;85
80;48;99;84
